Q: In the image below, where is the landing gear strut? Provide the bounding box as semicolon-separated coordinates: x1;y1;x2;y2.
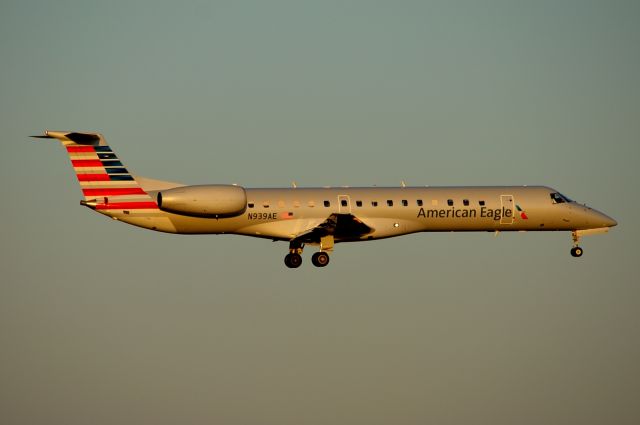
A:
570;231;583;258
284;241;304;268
311;251;330;267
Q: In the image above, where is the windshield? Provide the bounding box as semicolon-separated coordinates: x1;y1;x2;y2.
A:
550;192;573;204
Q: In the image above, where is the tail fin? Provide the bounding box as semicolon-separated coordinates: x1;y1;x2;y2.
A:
32;130;163;212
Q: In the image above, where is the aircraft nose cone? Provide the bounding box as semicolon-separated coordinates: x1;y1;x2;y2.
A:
603;214;618;227
582;207;617;229
593;209;617;228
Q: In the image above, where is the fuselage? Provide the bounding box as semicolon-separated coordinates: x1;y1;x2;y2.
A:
110;186;616;241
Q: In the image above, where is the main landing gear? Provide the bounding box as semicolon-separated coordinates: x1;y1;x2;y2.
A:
311;252;330;267
284;252;303;268
570;230;583;258
284;239;332;268
284;240;304;268
284;251;331;268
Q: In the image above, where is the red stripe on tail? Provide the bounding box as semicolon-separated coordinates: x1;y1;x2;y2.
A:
77;173;111;181
72;160;104;167
67;146;95;153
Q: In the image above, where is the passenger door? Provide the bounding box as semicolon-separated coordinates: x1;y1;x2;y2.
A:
500;194;514;224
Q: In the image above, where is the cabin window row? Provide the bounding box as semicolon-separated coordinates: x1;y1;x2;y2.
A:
247;198;488;208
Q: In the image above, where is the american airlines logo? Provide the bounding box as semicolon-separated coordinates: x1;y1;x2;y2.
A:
516;204;528;219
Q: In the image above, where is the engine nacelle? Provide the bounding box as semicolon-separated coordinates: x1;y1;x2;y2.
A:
157;185;247;218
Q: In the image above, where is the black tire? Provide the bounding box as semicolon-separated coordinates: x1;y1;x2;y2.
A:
287;253;302;268
570;247;583;257
311;252;330;267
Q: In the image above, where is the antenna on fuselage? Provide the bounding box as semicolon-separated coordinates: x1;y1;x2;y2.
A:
291;181;297;188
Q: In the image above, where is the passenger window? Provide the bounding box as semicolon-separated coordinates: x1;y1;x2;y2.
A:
248;203;254;208
402;200;408;206
417;200;423;206
387;200;393;207
356;200;362;207
308;200;315;208
293;201;300;208
263;202;270;208
447;199;454;206
324;200;330;207
463;199;469;206
479;200;485;206
341;199;348;207
372;201;378;207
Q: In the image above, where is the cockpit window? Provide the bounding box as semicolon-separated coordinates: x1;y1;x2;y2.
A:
550;192;572;204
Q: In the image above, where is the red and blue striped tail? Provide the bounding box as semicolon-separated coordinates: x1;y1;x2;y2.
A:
33;131;158;212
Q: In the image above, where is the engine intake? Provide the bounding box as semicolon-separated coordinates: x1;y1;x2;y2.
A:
157;185;247;218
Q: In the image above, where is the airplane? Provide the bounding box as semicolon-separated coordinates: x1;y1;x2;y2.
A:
32;130;618;268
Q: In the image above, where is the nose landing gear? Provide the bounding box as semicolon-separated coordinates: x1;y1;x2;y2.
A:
570;230;583;257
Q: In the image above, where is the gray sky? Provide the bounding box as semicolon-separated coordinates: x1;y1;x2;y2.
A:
1;1;639;424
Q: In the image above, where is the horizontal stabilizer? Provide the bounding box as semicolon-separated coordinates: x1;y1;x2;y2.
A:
30;131;105;146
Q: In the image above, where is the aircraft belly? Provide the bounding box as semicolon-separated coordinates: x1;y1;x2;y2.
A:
235;219;325;240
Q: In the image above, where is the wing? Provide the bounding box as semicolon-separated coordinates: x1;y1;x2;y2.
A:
292;213;374;244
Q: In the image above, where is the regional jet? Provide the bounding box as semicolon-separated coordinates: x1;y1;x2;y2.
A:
33;131;617;268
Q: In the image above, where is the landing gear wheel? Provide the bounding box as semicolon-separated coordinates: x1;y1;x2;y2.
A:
570;247;583;257
311;252;330;267
284;253;302;268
